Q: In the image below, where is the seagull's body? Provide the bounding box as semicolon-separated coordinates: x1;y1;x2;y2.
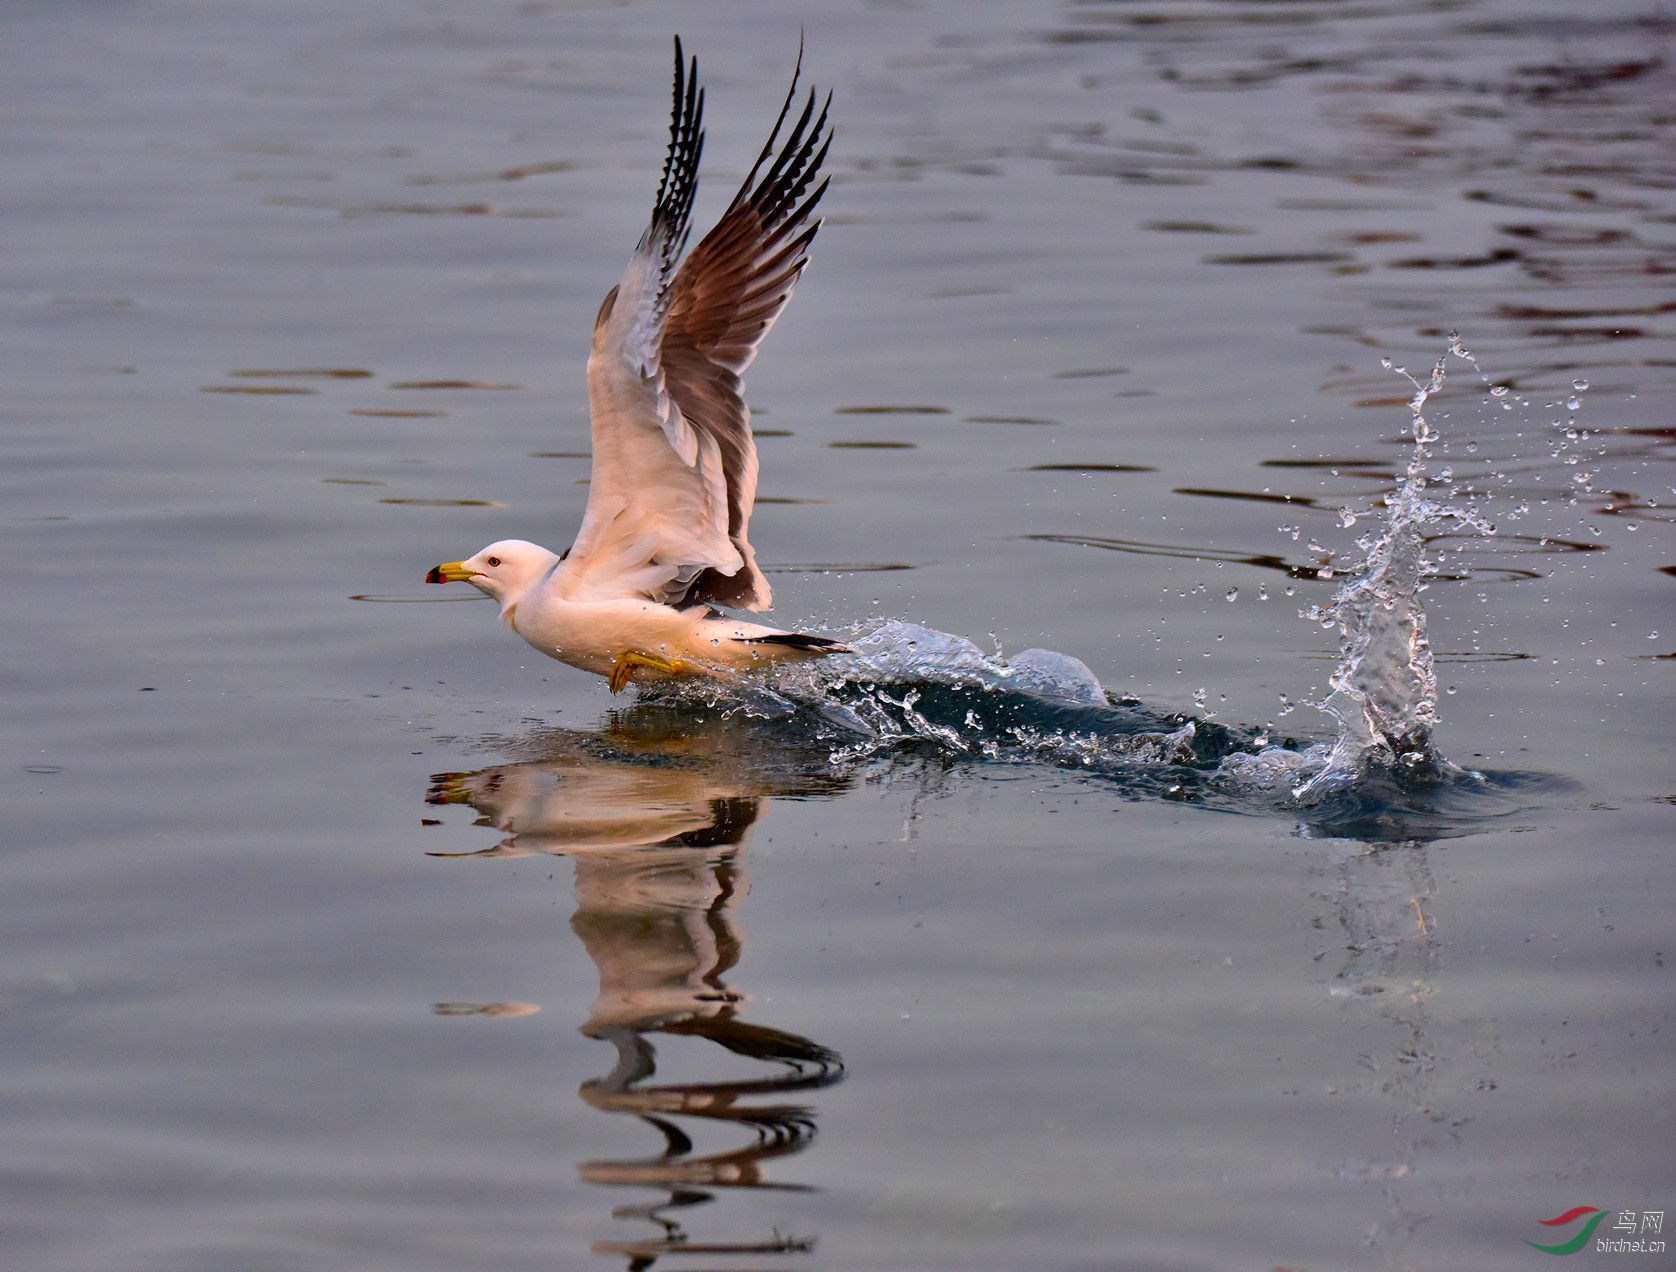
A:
428;38;843;692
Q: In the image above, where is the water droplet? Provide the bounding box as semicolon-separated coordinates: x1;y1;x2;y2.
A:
1338;508;1356;528
1445;685;1457;695
1225;587;1238;602
1566;396;1581;412
1572;378;1589;392
1380;357;1393;369
1257;586;1269;601
1490;385;1509;398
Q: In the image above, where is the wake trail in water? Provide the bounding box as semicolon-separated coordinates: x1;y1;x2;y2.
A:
659;336;1503;816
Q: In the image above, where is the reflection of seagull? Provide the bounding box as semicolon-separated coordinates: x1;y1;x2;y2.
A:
427;38;845;693
423;719;845;1263
423;706;849;856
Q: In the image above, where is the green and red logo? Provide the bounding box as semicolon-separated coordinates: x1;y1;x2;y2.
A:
1526;1206;1607;1255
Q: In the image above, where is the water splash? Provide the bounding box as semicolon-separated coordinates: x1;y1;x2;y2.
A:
1286;335;1493;803
772;621;1217;780
821;620;1106;706
646;336;1503;817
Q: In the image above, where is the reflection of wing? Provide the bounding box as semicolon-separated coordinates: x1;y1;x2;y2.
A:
572;844;747;1032
568;39;831;611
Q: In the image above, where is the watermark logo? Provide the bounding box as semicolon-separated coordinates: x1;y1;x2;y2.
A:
1526;1207;1607;1255
1526;1207;1665;1255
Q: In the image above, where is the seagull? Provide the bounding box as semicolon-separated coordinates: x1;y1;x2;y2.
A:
427;38;845;693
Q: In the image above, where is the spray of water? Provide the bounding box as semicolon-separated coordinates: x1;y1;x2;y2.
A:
1286;334;1493;803
766;620;1208;774
654;336;1499;810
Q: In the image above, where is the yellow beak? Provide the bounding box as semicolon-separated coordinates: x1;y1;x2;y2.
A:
426;561;476;584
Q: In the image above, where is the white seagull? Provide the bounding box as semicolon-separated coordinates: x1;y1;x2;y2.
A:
428;38;845;692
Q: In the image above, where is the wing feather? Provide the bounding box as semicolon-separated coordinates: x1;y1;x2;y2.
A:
660;42;831;608
568;38;831;612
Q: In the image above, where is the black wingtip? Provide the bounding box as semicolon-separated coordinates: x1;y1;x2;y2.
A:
652;36;705;244
730;38;833;223
740;633;847;651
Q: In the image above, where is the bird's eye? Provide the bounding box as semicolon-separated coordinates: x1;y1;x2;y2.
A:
485;556;501;567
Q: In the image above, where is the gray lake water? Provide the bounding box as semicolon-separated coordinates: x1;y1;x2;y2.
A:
4;1;1672;1268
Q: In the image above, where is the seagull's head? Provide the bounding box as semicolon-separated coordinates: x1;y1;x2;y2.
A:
426;540;560;603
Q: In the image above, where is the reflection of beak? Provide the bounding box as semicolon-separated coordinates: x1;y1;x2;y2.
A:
426;561;474;584
425;771;473;804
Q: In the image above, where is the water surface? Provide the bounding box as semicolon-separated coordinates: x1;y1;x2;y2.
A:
3;1;1672;1268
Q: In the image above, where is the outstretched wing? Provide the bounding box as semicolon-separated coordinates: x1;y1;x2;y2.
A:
658;47;831;609
566;37;831;611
